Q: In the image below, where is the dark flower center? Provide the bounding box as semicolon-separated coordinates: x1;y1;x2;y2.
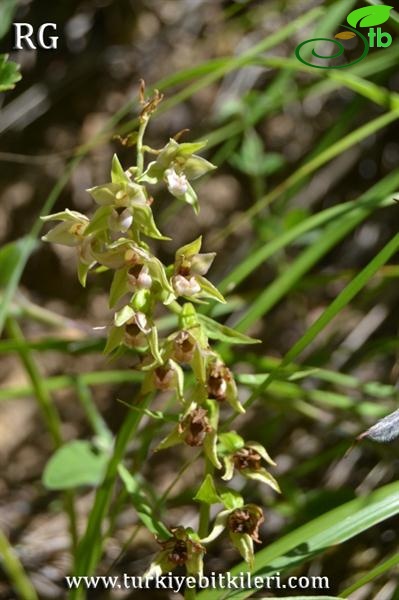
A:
233;448;262;471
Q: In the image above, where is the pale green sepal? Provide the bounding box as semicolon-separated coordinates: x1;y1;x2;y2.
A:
246;441;276;466
114;305;135;327
196;275;226;303
104;325;124;354
243;468;281;493
111;154;129;184
109;268;128;308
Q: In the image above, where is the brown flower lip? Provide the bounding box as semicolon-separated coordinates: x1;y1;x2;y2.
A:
179;406;212;447
233;447;262;472
125;323;141;337
227;506;264;543
207;363;231;401
168;539;188;566
154;364;175;391
158;528;205;566
174;331;195;363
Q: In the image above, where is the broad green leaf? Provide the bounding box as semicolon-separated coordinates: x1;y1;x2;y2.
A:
197;480;399;600
198;314;260;345
0;54;21;92
43;441;108;490
347;5;393;28
118;464;171;540
194;474;221;505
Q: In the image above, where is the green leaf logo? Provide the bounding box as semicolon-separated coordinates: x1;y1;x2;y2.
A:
347;5;393;28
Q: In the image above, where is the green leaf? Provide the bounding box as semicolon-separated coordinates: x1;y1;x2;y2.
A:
229;130;285;177
347;5;393;28
42;441;108;490
197;480;399;600
194;474;221;505
118;464;171;540
198;314;260;345
0;54;21;92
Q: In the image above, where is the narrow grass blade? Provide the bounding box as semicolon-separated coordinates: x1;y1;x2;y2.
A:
197;481;399;600
0;529;38;600
341;550;399;596
245;230;399;410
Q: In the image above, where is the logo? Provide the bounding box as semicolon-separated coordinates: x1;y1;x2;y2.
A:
12;23;59;50
295;5;393;69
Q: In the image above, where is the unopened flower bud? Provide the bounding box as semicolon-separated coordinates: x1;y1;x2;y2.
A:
165;168;189;197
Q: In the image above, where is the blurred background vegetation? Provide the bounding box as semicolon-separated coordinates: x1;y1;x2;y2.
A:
2;0;399;598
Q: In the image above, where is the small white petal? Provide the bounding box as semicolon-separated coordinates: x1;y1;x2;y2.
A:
165;168;189;196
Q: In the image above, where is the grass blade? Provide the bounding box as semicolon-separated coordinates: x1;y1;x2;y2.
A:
197;480;399;600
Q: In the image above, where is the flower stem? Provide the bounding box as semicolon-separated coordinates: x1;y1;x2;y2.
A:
198;459;214;539
184;586;197;600
136;116;149;178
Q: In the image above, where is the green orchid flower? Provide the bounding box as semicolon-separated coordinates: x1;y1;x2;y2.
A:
41;209;96;286
218;432;280;493
138;139;216;213
201;504;264;569
171;236;225;303
155;400;222;469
